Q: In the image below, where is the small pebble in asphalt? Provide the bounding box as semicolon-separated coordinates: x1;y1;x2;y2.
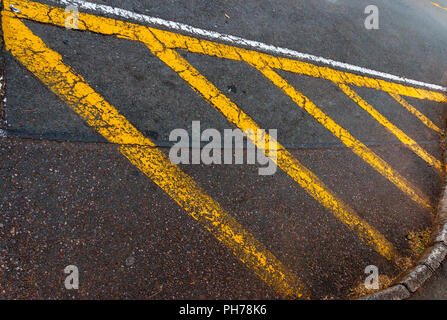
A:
125;256;135;266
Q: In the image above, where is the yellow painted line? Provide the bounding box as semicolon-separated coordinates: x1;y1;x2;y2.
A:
2;0;434;207
133;26;447;103
336;83;444;173
2;0;404;264
389;93;443;135
432;2;447;11
6;0;447;104
1;12;310;299
135;22;402;263
250;64;431;209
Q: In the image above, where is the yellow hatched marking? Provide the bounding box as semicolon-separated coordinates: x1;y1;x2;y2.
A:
1;2;401;263
137;22;401;263
3;0;436;207
389;93;443;135
6;0;447;103
2;11;310;299
147;28;447;103
249;63;430;209
432;2;447;11
336;83;444;173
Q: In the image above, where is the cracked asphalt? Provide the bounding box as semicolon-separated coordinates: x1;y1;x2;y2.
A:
1;0;447;299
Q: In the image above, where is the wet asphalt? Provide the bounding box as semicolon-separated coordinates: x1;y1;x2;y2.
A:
1;0;447;299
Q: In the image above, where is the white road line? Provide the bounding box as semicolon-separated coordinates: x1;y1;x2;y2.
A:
50;0;447;92
0;75;6;110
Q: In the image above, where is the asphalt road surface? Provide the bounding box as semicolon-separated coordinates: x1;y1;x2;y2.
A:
1;0;447;299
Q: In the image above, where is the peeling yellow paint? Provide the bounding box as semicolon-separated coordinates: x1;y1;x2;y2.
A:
337;83;444;173
432;2;447;11
1;11;309;299
251;64;431;209
2;0;440;200
2;0;405;263
4;0;436;293
5;0;447;104
139;18;401;262
389;93;443;135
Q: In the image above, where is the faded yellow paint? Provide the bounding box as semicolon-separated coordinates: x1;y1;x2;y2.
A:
138;18;401;263
160;33;447;103
5;0;447;104
3;0;436;204
2;1;402;264
12;0;447;279
337;83;444;172
2;11;309;299
251;64;430;209
389;93;443;135
432;2;447;11
1;1;412;260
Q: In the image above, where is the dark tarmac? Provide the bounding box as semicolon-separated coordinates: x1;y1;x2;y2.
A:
1;0;447;299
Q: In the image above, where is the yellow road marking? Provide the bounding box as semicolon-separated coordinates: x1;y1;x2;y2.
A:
1;11;310;299
336;83;444;173
432;2;447;11
146;29;447;103
138;22;401;263
5;0;446;297
250;64;430;209
6;0;447;104
3;0;436;206
389;93;443;135
1;2;402;263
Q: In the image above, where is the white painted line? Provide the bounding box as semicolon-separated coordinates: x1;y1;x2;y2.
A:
0;75;5;107
50;0;447;92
